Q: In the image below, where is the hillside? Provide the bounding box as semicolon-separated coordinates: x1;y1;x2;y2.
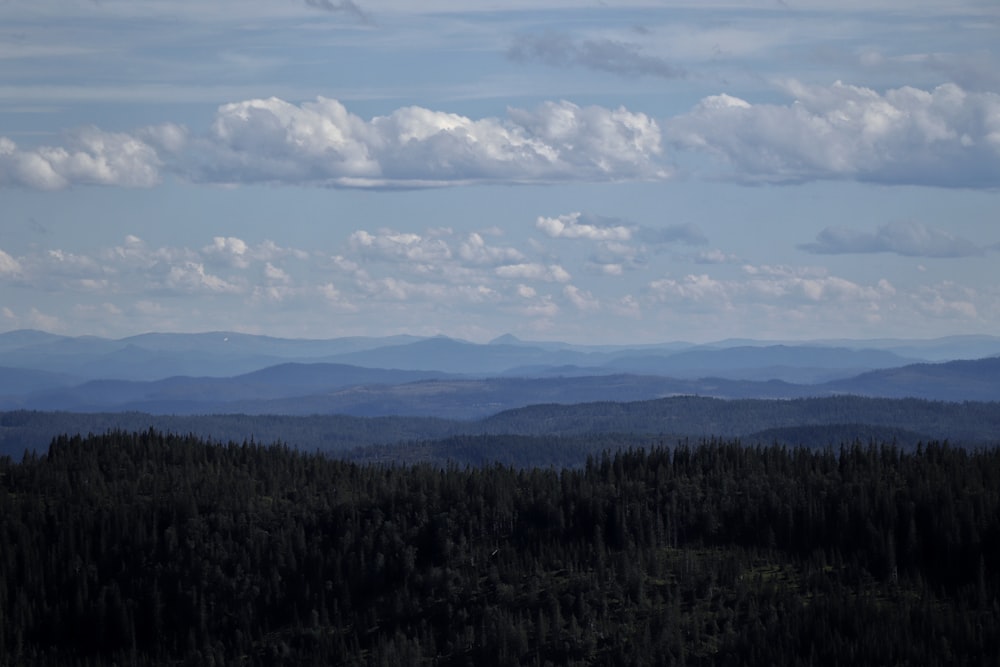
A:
3;395;999;462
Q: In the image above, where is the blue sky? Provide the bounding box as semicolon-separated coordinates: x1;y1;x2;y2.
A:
1;0;998;344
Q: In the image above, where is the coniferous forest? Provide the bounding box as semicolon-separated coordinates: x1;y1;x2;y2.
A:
2;430;999;665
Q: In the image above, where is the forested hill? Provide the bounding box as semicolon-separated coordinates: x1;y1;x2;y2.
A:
1;431;997;665
2;395;999;463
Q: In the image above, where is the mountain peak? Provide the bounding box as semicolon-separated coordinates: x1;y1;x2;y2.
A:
489;333;522;345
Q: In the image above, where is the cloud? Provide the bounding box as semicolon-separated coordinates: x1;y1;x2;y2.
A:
165;262;241;295
508;32;684;79
585;239;652;276
667;81;1000;188
349;229;452;264
495;263;571;283
0;97;667;191
914;282;979;319
563;284;600;311
0;129;161;190
800;220;986;257
190;96;667;188
457;233;526;266
0;248;22;277
203;236;251;268
536;212;633;241
648;264;896;308
0;234;319;299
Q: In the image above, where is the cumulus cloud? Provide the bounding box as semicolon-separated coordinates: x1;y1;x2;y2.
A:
648;264;896;308
191;96;667;187
914;282;979;319
800;220;985;258
536;212;633;241
538;212;710;277
0;248;22;277
0;128;161;190
563;284;600;310
457;233;525;266
509;32;684;79
349;229;452;264
495;263;571;283
203;236;251;268
165;262;241;294
667;81;1000;187
0;234;316;300
0;97;667;190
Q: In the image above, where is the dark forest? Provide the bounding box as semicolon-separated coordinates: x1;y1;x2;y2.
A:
2;431;998;665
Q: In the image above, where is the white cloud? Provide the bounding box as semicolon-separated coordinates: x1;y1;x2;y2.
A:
0;248;22;277
204;236;251;268
352;275;497;304
594;263;624;276
800;220;986;257
648;273;730;303
614;294;642;318
10;307;63;333
190;96;667;188
166;262;242;294
739;264;893;303
1;96;667;190
648;264;896;309
457;233;525;266
0;128;161;190
563;284;600;310
516;284;537;298
350;229;452;263
667;81;1000;188
536;212;633;241
264;262;291;283
913;282;979;319
318;282;358;312
495;263;572;283
515;293;560;319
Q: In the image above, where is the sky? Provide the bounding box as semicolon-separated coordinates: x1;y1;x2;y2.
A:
1;0;998;345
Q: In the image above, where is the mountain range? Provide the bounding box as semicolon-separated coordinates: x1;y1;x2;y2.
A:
1;329;998;418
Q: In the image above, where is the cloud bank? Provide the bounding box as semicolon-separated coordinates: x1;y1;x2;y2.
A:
667;81;1000;187
3;82;998;190
0;98;666;190
3;223;993;341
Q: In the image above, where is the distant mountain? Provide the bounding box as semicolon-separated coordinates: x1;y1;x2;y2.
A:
5;355;998;418
0;367;80;396
326;337;604;374
4;363;454;413
0;330;425;380
826;335;1000;362
1;329;997;403
823;356;1000;401
602;345;918;383
0;329;70;352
